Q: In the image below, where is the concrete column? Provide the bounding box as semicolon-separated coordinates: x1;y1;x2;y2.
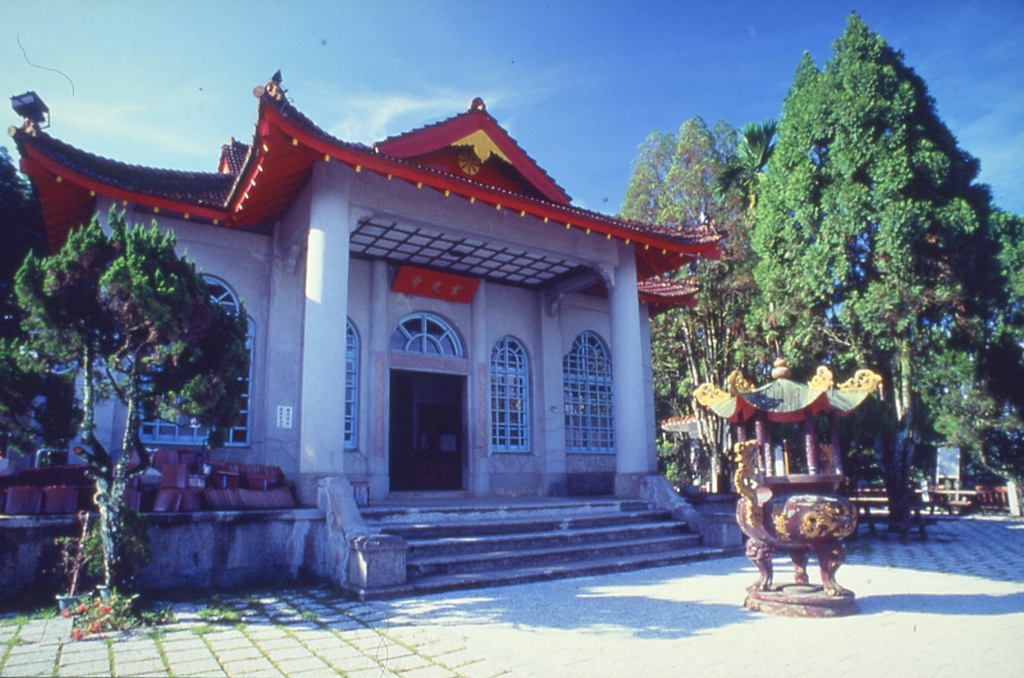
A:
299;162;352;475
367;259;390;499
539;296;567;495
469;282;490;496
609;244;653;497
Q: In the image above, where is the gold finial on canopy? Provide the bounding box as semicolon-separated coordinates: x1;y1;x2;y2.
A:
837;369;883;394
770;358;791;379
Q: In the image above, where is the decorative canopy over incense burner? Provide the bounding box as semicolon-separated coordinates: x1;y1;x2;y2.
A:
694;359;882;617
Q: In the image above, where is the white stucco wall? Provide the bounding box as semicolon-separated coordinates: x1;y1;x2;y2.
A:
85;159;659;499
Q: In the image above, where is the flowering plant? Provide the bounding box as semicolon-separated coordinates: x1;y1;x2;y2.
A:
62;589;138;641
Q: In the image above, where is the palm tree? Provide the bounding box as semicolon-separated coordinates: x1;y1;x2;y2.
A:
715;119;777;210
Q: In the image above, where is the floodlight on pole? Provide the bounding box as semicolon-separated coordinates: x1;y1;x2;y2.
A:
11;91;49;130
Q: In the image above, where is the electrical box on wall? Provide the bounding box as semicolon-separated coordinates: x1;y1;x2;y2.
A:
276;406;293;429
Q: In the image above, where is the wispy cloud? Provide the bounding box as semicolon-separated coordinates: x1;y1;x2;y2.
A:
301;65;575;146
319;89;486;144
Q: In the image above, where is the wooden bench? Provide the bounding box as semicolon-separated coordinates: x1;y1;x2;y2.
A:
850;488;936;543
924;489;978;515
974;486;1010;514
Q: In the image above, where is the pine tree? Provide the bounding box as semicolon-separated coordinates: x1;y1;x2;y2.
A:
16;211;250;587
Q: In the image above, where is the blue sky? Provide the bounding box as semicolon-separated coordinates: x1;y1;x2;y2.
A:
4;1;1022;215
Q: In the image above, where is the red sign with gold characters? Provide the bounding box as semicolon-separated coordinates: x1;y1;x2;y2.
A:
392;265;480;304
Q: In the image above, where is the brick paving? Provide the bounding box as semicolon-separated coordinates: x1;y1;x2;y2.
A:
2;515;1022;677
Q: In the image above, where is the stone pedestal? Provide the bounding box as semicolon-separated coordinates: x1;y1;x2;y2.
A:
347;535;411;600
744;584;859;617
699;512;744;548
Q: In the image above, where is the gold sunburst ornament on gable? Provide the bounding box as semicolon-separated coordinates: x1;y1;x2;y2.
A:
457;149;482;175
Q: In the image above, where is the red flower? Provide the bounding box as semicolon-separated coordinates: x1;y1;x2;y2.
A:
100;605;112;614
89;622;100;633
61;609;71;619
71;629;83;641
94;599;101;607
76;604;87;614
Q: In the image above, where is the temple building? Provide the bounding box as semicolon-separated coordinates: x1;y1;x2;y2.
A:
11;74;718;504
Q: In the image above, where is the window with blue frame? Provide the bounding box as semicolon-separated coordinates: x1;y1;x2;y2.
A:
563;331;614;453
390;313;463;357
490;336;530;452
344;319;359;449
139;276;253;447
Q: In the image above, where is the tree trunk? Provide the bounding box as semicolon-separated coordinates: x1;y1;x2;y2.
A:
79;342;121;588
882;345;916;533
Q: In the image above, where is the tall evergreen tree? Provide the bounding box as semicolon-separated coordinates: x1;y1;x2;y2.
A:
16;211;250;587
750;14;1018;519
0;146;77;456
622;118;762;489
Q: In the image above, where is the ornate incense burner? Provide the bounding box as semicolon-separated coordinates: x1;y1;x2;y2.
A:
695;360;881;617
733;442;857;596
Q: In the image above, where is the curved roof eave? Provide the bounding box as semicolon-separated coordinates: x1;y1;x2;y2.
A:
227;93;720;278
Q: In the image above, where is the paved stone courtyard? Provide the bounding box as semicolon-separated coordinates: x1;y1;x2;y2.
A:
3;516;1023;677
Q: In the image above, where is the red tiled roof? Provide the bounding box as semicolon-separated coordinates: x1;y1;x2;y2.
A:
219;138;250;175
637;276;699;314
13;73;719;289
24;132;232;207
245;89;719;265
374;97;572;205
14;130;234;246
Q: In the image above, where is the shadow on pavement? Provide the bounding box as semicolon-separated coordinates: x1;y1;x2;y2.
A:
384;563;758;640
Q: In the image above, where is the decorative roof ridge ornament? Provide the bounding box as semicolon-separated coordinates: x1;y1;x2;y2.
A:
837;369;883;394
254;70;286;101
693;382;730;407
727;370;757;395
808;366;834;391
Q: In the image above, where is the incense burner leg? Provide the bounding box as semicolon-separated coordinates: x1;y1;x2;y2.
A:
815;541;848;596
746;538;776;591
789;548;811;586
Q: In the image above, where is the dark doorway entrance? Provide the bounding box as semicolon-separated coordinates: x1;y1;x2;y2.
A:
389;370;464;491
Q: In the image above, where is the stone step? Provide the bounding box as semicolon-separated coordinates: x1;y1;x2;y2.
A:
407;532;703;577
404;520;690;558
361;498;650;524
351;497;740;599
370;509;674;540
400;544;733;597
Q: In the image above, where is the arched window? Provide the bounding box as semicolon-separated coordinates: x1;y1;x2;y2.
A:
563;331;614;453
491;336;530;452
140;276;253;447
390;313;463;357
344;320;359;449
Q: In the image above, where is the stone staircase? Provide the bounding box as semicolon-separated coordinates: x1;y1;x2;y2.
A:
360;497;734;595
